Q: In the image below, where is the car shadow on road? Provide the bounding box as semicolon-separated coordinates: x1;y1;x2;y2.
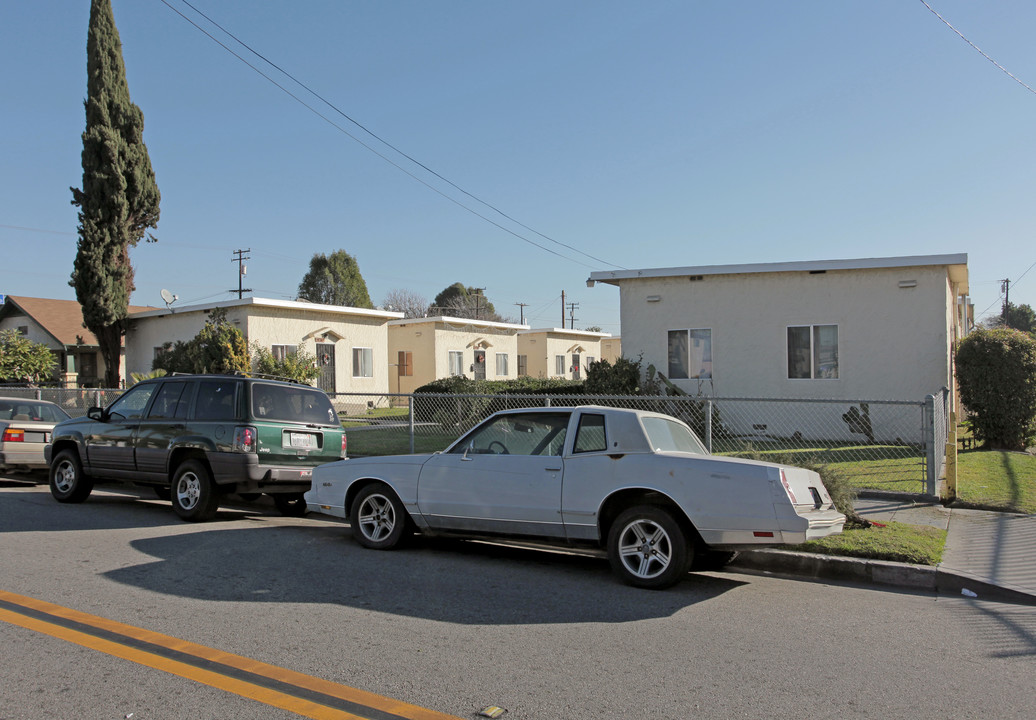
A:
0;483;269;533
104;523;748;625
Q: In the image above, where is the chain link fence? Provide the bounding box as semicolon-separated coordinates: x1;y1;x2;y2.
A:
0;386;122;417
330;390;950;495
4;383;946;495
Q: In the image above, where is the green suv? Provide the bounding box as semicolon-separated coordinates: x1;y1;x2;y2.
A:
45;374;346;521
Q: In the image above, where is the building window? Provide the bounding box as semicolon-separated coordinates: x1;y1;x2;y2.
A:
272;344;298;361
517;355;528;376
787;325;838;379
352;347;373;378
17;326;29;336
586;356;596;368
668;329;712;379
495;353;509;376
449;351;464;377
555;355;566;376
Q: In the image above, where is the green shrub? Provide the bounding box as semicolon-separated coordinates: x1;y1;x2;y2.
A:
251;343;321;384
153;308;250;376
585;357;642;394
955;328;1036;451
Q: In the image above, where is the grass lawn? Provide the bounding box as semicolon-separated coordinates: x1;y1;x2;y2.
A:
954;449;1036;514
346;428;452;456
794;522;946;566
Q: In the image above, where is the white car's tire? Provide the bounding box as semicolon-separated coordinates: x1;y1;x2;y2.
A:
607;505;692;589
351;483;410;550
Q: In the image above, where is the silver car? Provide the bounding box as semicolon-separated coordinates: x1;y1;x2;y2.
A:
0;397;71;475
306;406;845;589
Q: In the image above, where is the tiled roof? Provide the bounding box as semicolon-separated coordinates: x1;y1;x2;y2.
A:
1;296;156;347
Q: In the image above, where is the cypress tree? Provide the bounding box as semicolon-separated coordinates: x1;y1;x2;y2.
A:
70;0;160;388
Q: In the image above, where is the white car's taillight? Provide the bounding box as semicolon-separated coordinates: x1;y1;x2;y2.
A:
233;426;257;453
2;429;24;442
779;469;798;503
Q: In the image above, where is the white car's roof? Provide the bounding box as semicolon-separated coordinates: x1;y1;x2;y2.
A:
485;405;690;455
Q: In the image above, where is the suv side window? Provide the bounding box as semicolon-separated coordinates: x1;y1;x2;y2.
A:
194;380;241;421
108;383;158;421
147;382;189;420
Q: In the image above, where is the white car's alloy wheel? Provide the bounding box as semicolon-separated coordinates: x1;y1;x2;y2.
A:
617;518;673;580
357;493;396;542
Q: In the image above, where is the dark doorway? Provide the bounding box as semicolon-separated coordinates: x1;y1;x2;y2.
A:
473;349;487;381
316;343;336;394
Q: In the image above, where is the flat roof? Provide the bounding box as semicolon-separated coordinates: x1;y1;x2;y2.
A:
589;253;969;292
128;296;405;321
388;316;530;331
518;327;612;338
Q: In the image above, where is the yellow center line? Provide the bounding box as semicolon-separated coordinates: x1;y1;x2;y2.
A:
0;590;460;720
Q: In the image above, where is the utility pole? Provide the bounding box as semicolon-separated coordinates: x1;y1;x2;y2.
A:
514;302;528;324
1002;278;1011;326
566;301;580;329
471;287;485;319
561;290;565;327
229;249;252;299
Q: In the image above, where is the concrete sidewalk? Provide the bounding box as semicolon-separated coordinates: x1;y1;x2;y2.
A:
730;494;1036;606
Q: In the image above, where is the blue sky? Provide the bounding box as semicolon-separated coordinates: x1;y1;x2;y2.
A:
2;1;1035;333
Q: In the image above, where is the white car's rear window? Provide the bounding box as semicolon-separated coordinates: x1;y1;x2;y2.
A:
641;416;707;455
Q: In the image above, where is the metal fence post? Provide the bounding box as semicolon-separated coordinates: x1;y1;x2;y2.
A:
408;397;415;455
924;394;937;496
705;399;713;453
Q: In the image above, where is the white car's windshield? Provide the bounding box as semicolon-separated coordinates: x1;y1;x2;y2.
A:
641;416;708;455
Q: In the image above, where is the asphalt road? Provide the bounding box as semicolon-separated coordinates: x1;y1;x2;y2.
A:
2;475;1035;720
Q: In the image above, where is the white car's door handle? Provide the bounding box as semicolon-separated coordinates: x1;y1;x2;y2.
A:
545;467;562;472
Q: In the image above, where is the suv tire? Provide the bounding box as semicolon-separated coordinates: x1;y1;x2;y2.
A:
171;459;219;522
49;449;94;503
273;492;308;517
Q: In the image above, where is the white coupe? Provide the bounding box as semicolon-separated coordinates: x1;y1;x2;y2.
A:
306;405;845;589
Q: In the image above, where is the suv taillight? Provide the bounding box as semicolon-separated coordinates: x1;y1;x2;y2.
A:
233;426;257;453
341;433;347;457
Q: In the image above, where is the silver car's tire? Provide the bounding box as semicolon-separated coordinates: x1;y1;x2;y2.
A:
351;483;410;550
171;460;219;522
607;505;692;589
49;449;94;503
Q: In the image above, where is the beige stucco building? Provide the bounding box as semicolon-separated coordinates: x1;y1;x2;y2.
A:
126;298;402;395
589;254;971;441
0;295;154;387
387;316;528;393
600;337;622;364
517;328;612;380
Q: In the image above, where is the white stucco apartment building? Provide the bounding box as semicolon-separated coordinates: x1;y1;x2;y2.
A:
517;328;612;381
589;254;971;441
387;316;528;394
126;298;403;395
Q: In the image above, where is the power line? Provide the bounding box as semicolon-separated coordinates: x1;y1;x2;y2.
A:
158;0;625;271
919;0;1036;96
975;259;1036;318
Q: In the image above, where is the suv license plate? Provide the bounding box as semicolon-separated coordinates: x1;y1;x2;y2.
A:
287;432;318;449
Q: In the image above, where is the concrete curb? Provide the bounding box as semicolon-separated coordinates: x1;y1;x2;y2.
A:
729;549;1036;606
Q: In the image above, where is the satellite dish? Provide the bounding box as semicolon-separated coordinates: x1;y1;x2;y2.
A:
160;289;179;309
